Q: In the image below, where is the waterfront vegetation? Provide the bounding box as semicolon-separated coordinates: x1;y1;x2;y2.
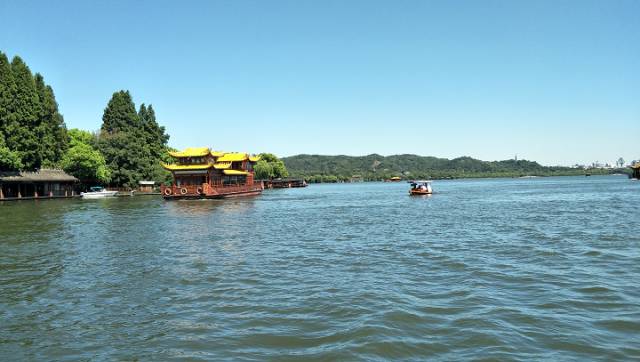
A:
254;153;289;180
0;53;67;171
0;51;170;188
283;154;621;182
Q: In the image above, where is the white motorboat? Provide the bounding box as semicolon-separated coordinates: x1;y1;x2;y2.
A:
81;186;118;199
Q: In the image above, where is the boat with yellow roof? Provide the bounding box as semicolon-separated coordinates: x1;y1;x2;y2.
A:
160;147;264;199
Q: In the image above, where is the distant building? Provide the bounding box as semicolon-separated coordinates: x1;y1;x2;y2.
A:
0;169;78;200
138;180;156;193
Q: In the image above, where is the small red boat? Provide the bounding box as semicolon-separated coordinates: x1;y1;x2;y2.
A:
409;180;433;195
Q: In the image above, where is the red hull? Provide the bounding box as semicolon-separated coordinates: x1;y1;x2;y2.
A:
161;183;263;200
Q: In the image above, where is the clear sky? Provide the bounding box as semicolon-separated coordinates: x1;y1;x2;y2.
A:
1;0;638;165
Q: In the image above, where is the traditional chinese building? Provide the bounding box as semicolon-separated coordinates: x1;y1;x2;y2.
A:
0;169;78;201
160;147;263;199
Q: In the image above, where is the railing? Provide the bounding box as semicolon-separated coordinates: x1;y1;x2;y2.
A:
161;181;263;197
161;184;203;196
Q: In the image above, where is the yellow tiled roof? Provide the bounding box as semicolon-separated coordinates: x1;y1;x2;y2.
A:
223;170;249;176
167;148;260;162
161;163;214;171
213;162;232;169
168;147;211;158
217;153;249;162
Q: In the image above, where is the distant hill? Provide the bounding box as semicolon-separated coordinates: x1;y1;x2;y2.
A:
281;154;612;182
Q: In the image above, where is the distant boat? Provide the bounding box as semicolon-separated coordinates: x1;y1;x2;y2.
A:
409;180;433;195
387;176;402;182
81;186;118;199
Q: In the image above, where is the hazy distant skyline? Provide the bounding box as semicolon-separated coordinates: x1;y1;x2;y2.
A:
1;0;638;166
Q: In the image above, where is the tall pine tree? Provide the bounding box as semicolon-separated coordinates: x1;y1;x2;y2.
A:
6;56;41;169
0;52;68;171
98;90;151;187
139;103;170;180
0;52;15;140
34;73;68;167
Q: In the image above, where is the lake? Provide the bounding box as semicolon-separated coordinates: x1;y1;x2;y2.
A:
1;176;639;361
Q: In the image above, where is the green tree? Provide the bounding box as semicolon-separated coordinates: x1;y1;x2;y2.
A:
101;90;139;134
98;90;150;187
0;134;22;171
34;73;67;167
61;129;110;183
0;51;15;143
255;153;288;179
254;160;274;179
5;56;41;169
0;52;70;171
139;103;170;181
68;128;97;147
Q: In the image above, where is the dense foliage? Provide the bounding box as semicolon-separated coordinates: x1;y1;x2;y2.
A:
97;91;170;187
254;153;289;180
60;129;111;184
0;51;68;170
283;154;616;182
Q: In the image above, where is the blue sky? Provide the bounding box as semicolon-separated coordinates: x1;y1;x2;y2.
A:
1;0;638;165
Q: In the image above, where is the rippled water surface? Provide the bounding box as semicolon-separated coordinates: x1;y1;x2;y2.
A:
1;176;639;361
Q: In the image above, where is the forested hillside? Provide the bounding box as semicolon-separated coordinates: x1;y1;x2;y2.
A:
282;154;612;182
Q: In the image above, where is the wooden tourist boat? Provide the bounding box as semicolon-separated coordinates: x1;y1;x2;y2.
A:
160;147;264;200
409;180;433;195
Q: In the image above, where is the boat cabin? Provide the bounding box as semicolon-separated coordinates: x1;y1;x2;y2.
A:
160;147;263;199
409;180;433;195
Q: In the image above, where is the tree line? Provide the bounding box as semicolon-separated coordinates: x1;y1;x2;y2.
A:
282;154;618;182
0;51;170;188
0;52;67;170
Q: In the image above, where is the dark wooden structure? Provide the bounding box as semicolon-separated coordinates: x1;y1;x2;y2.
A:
631;162;640;180
160;148;264;200
0;169;78;201
262;178;308;189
